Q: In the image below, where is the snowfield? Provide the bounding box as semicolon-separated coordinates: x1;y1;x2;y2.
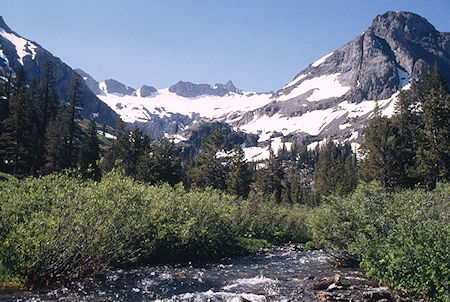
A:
98;88;273;123
93;75;407;161
277;73;351;102
0;28;37;65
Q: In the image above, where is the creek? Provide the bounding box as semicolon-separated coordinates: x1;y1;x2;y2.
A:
0;245;418;301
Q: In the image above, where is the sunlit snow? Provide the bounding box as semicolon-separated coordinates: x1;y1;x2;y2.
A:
282;74;307;89
0;29;37;64
98;88;273;123
397;67;410;88
277;73;350;102
311;51;334;67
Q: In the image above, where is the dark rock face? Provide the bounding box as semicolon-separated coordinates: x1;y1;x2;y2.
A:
74;69;104;95
232;11;449;146
0;17;119;126
175;121;259;159
139;85;157;97
169;80;239;97
104;79;136;96
276;11;449;103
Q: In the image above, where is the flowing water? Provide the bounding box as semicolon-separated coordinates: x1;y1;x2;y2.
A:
0;246;416;302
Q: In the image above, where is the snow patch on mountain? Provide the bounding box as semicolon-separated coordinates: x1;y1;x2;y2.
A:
0;49;9;66
397;67;410;88
97;88;273;123
282;74;307;89
277;73;351;102
0;29;37;64
311;51;334;67
240;89;404;142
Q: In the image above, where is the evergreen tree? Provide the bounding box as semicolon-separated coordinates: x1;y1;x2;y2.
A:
32;60;60;173
314;141;357;196
102;124;150;178
0;67;37;175
66;76;83;168
44;106;70;173
226;145;251;198
413;67;450;188
254;147;284;202
79;119;101;180
391;86;419;187
188;128;228;190
359;114;403;188
136;137;181;185
36;59;59;132
101;119;129;172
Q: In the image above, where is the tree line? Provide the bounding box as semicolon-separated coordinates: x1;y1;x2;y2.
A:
0;63;448;200
0;62;100;178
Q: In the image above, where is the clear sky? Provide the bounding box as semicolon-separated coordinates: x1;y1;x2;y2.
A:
1;0;449;92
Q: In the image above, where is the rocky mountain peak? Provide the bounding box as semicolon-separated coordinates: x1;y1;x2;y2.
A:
103;79;136;96
74;69;104;95
224;80;237;93
139;85;157;97
370;11;437;38
169;80;240;98
0;16;13;32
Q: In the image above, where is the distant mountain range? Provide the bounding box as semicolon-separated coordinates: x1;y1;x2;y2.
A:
1;11;448;160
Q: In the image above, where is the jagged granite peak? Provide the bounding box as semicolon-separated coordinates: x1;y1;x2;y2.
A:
275;11;449;104
139;85;157;97
74;68;104;96
0;16;13;33
169;80;240;97
103;79;136;96
0;17;119;126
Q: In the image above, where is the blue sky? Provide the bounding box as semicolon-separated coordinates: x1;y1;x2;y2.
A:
2;0;449;91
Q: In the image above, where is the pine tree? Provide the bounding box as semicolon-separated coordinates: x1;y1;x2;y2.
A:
314;141;357;196
66;76;83;168
101;119;129;172
188;127;228;190
391;86;419;187
32;60;60;173
0;67;37;175
413;67;450;188
102;124;150;178
359;114;403;188
36;59;59;132
254;148;284;202
79;119;101;180
136;137;182;185
226;145;251;198
44;106;70;173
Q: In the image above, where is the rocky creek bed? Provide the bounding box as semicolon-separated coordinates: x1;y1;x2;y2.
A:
0;245;423;302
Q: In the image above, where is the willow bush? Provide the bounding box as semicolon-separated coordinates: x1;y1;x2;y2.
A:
309;182;449;301
0;171;310;287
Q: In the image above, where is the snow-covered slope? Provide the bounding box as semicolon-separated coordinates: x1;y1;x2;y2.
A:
0;17;119;126
97;86;273;124
78;11;449;160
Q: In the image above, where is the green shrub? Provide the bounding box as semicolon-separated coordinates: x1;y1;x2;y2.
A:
0;171;310;287
309;182;449;301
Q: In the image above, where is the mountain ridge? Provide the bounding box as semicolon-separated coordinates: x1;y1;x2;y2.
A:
0;17;119;126
2;12;448;160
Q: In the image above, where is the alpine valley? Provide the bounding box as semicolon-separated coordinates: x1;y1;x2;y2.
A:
1;11;449;160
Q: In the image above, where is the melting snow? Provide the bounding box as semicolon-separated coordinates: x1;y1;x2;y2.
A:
0;49;10;67
277;73;350;102
0;29;37;64
241;89;405;141
98;88;273;123
397;67;410;88
282;73;307;89
311;51;334;67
